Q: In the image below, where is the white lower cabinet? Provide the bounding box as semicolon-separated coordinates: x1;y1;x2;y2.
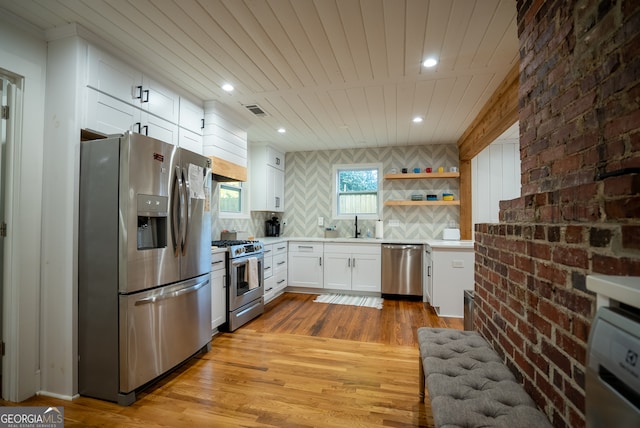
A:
288;241;323;288
210;251;226;331
273;243;288;293
428;245;474;318
423;247;433;304
323;243;381;292
264;242;288;303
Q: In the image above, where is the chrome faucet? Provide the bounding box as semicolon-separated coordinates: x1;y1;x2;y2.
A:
354;215;361;238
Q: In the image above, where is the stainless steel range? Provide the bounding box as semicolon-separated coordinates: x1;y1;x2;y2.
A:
212;240;264;331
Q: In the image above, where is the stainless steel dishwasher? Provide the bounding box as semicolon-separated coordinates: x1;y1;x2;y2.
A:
381;244;423;297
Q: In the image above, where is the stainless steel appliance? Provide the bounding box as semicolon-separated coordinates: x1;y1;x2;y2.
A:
381;244;423;298
586;305;640;427
211;240;265;331
78;131;212;405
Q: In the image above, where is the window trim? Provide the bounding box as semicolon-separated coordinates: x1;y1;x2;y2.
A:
218;181;250;219
332;163;383;220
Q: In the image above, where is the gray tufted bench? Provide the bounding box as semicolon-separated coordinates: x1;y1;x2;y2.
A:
418;327;552;427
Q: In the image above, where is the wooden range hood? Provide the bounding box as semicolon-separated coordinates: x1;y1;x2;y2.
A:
209;155;247;182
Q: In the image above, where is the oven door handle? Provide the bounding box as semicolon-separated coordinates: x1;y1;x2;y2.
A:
134;279;209;306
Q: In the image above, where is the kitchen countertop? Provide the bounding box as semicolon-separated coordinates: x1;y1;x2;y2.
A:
256;236;474;248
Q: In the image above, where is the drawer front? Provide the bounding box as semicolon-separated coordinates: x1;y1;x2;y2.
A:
210;251;226;271
263;244;274;257
263;255;274;278
273;253;287;272
273;242;288;256
289;241;323;253
274;269;287;291
324;242;381;255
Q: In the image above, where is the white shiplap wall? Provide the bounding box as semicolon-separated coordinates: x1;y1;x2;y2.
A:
203;100;249;167
472;140;521;225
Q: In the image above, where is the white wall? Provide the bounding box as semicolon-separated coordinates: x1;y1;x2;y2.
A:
472;139;521;225
40;33;87;399
0;14;47;401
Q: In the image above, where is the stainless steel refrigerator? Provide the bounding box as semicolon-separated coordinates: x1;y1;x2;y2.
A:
78;131;212;405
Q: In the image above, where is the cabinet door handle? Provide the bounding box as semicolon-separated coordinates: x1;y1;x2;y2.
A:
142;89;149;103
427;266;431;277
277;261;286;266
264;249;272;254
352;258;356;268
277;279;286;284
265;287;273;293
142;125;149;136
275;196;280;208
298;245;313;249
201;118;205;129
135;85;143;99
277;246;286;251
347;258;350;267
134;122;141;133
264;266;271;271
319;257;322;266
275;157;280;165
211;260;224;265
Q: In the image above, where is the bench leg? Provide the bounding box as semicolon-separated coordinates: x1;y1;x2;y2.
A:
419;352;425;402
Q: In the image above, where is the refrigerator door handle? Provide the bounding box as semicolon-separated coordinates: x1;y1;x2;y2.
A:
134;278;209;306
181;167;190;255
170;167;182;255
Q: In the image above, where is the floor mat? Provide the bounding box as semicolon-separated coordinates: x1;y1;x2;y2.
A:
313;293;383;309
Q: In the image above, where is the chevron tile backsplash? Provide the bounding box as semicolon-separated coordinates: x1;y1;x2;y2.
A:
212;144;460;241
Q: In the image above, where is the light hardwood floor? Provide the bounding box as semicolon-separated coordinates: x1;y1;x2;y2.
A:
1;293;462;427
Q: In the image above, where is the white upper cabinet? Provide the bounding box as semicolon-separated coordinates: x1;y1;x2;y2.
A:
87;45;142;106
250;145;285;212
85;88;140;135
84;88;178;146
179;98;205;136
178;128;203;154
140;76;179;124
266;146;285;170
87;45;179;125
141;111;179;146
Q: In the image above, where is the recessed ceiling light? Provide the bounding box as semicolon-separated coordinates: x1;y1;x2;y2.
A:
221;83;234;92
422;58;438;68
413;117;423;123
277;128;286;133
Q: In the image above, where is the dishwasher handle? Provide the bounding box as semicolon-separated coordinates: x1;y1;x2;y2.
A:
382;244;422;251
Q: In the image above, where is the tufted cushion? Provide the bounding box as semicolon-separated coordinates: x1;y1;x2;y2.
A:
418;327;551;428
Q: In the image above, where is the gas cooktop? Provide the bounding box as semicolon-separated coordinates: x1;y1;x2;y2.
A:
211;239;256;247
211;240;263;258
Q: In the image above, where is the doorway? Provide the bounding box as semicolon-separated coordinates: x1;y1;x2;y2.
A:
0;70;21;398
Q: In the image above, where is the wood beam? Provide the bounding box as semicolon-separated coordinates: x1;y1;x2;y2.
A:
457;61;519;240
458;62;519;161
459;159;472;240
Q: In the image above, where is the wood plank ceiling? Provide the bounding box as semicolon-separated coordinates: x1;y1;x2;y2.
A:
0;0;519;153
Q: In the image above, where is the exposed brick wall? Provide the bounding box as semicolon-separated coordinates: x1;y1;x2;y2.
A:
475;1;640;427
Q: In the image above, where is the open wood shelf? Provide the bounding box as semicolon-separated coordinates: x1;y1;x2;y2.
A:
384;172;459;179
384;200;460;206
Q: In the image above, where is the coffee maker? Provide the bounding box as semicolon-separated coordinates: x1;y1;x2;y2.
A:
265;216;280;237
